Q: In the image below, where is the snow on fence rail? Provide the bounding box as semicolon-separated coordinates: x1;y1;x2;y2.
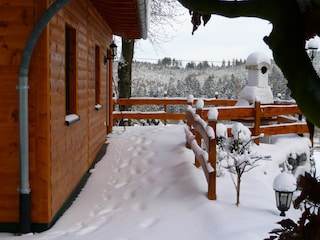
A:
184;98;312;201
185;105;217;200
207;101;310;145
112;97;311;145
112;97;237;124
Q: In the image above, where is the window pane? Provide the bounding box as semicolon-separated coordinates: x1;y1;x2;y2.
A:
95;45;101;104
65;25;77;115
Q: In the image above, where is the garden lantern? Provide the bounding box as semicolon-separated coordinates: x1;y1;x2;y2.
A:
273;172;296;217
274;190;293;216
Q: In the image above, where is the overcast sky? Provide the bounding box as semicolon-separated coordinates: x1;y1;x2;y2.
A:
132;10;274;65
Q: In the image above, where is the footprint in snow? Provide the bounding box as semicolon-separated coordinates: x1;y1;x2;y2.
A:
152;186;164;197
75;217;107;235
134;137;144;144
130;166;144;176
114;180;129;189
126;146;135;152
102;193;111;201
142;176;155;184
131;202;146;211
139;217;158;228
142;139;153;146
89;209;112;217
120;161;129;168
122;188;136;200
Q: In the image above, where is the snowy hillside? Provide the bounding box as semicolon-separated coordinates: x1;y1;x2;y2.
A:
113;59;289;100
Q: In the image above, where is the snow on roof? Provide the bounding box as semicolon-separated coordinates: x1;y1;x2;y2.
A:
307;38;320;49
245;52;271;69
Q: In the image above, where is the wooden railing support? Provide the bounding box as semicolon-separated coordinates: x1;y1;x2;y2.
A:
185;96;194;149
194;105;203;168
185;106;217;200
254;101;261;145
208;119;217;168
208;118;217;200
112;97;310;143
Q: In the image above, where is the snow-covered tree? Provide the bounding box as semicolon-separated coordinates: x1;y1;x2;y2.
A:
202;75;217;98
222;122;266;206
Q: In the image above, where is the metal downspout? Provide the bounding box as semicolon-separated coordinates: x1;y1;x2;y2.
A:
136;0;149;39
17;0;72;233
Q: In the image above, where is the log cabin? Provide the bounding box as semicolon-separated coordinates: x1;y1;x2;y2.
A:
0;0;148;233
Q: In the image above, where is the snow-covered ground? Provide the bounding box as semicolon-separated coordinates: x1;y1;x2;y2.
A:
1;125;319;240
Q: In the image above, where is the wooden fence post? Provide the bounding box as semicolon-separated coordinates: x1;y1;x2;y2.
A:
208;118;217;200
194;106;203;168
186;95;194;149
254;101;261;145
163;91;167;125
194;99;204;168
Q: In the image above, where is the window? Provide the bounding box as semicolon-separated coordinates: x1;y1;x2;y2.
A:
65;25;77;115
95;45;102;110
65;25;79;125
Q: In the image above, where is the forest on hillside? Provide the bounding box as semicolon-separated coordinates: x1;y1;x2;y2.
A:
114;57;292;100
112;56;320;126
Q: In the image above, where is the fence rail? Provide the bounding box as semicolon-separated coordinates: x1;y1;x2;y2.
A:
184;102;310;200
112;97;311;144
185;106;217;200
112;97;237;122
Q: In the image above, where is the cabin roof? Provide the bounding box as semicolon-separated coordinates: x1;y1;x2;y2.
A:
90;0;148;40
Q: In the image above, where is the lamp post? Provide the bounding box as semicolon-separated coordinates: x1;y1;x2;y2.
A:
273;172;296;217
306;38;320;61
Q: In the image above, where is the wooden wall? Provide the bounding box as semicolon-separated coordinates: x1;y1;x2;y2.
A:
87;6;110;164
28;0;51;224
0;0;112;227
0;0;48;223
49;0;111;221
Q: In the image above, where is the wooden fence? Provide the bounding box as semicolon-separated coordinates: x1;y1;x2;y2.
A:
205;101;309;144
184;101;310;200
112;97;237;124
185;106;217;200
112;97;312;200
112;97;310;145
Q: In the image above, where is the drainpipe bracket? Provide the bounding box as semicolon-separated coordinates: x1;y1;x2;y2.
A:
17;188;31;194
16;86;30;90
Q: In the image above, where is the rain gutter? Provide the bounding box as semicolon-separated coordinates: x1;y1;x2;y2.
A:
17;0;72;233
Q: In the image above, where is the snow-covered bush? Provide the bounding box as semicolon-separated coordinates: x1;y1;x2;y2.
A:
219;122;267;206
275;136;314;177
216;123;228;176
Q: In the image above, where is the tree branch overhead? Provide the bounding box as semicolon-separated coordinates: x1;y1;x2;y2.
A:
179;0;320;127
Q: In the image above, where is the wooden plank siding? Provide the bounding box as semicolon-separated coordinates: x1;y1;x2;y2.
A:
0;1;39;224
49;0;111;223
0;0;115;229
